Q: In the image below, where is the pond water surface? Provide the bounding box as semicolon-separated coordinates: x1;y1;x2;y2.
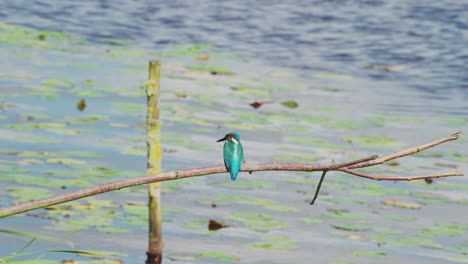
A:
0;1;467;264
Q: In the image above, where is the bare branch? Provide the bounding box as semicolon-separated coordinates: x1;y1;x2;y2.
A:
0;132;463;218
348;132;461;169
340;168;463;181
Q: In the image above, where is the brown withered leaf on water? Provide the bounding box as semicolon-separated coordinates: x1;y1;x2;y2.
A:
77;98;86;111
196;54;209;61
174;92;187;98
382;199;422;210
249;101;273;109
208;219;228;231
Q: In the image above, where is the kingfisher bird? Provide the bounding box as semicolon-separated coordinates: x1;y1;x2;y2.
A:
217;132;244;180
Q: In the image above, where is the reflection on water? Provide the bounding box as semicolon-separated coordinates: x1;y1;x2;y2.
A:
1;0;468;93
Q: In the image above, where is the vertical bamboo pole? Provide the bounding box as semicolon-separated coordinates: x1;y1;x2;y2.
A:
146;61;162;264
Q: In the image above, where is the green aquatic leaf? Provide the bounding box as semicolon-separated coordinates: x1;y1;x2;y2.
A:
50;215;111;232
320;210;366;220
199;251;239;261
186;63;232;74
300;217;322;224
227;212;287;231
167;254;198;262
183;220;208;230
284;136;344;150
221;121;259;130
96;226;129;233
419;223;468;237
214;194;298;212
369;234;441;249
445;255;468;263
373;227;404;235
7;186;51;202
41;78;72;88
0;22;77;50
15;134;62;144
210;179;276;190
155;44;213;57
46;249;123;258
46;158;87;167
331;223;370;231
62;150;102;159
249;235;297;250
351;185;388;196
281;100;299;109
344;134;402;149
448;152;468;162
329;119;369;130
112;102;144;115
8;122;76;135
323;196;365;205
351;250;386;257
382;214;415;222
273;154;323;163
101;37;133;46
317;72;352;79
2;261;58;264
370;115;425;127
284;176;317;186
231;84;272;97
441;116;468;126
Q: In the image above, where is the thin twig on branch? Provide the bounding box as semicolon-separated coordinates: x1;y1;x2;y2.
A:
0;132;463;218
347;131;461;169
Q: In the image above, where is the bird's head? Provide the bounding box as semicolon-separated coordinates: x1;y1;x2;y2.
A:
217;132;241;145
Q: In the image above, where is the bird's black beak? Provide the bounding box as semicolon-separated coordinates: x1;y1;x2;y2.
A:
216;135;227;142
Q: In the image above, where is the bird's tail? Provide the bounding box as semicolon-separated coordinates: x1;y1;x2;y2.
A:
230;169;239;181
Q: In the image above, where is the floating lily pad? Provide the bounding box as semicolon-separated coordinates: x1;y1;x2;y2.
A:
369;234;440;249
441;116;468;126
249;235;297;250
41;78;72;88
344;134;401;149
448;152;468;162
214;194;298;212
331;223;370;231
96;226;129;233
227;212;287;231
323;196;365;205
419;223;467;237
300;217;322;224
7;186;51;202
351;250;386;257
183;220;208;230
210;179;276;190
382;214;416;222
112;102;144;115
167;254;198;262
281;100;299;109
284;136;343;150
46;158;87;167
186;63;232;75
199;251;239;261
155;44;213;57
373;227;404;235
273;154;323;163
8;122;76;135
320;209;366;220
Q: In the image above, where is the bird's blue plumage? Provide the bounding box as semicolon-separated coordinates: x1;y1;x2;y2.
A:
218;132;244;180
